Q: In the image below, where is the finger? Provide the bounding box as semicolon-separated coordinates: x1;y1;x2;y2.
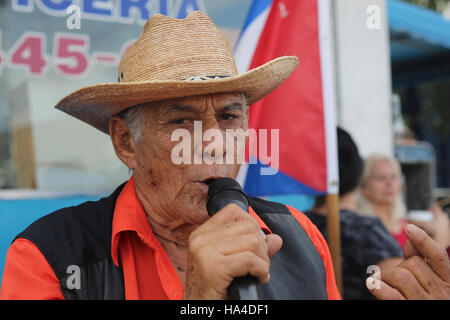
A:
399;255;441;293
216;233;269;262
404;224;450;282
366;277;405;300
205;224;280;261
191;203;256;240
203;203;259;232
403;238;422;259
207;216;266;245
407;221;435;238
379;267;429;300
224;251;271;284
190;218;268;262
266;234;283;259
215;218;264;237
219;203;270;237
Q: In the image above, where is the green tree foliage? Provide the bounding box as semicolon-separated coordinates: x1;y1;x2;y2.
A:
402;0;449;14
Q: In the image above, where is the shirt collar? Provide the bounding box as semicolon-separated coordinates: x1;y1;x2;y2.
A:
111;177;272;266
111;176;155;267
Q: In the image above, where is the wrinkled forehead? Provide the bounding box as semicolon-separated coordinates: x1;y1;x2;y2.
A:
160;92;246;111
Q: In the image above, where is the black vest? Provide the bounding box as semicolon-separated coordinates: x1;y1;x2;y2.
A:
15;183;328;300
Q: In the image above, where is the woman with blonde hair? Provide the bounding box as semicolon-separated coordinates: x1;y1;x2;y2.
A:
357;154;408;247
358;153;450;250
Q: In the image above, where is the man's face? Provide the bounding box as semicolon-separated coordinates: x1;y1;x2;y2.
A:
132;92;248;235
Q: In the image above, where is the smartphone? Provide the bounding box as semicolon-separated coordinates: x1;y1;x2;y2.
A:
407;210;434;222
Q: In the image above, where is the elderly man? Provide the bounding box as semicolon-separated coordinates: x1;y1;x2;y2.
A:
1;12;449;300
0;11;338;300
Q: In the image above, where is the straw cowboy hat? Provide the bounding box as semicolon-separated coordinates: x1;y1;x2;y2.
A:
55;11;299;134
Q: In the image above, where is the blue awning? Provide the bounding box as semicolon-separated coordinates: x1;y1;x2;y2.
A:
388;0;450;62
387;0;450;86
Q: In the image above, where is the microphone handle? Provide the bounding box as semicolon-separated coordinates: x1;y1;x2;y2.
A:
227;275;260;300
211;198;249;214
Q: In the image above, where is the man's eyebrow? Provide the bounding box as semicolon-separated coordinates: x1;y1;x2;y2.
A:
167;104;194;113
220;102;244;112
167;102;245;113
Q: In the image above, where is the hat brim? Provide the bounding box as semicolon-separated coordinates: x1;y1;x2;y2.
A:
55;56;299;134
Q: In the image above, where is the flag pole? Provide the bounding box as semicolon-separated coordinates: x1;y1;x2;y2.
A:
318;0;343;296
326;192;343;295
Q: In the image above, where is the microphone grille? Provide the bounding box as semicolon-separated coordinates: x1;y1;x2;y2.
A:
206;178;249;216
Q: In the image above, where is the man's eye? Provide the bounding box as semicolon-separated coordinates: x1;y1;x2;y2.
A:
220;114;238;121
171;118;192;124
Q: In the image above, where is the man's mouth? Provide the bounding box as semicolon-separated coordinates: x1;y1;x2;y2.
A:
197;176;224;195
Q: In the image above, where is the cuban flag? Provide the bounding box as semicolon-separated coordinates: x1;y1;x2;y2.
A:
235;0;339;197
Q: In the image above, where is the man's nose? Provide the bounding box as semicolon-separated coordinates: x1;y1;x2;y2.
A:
193;118;227;161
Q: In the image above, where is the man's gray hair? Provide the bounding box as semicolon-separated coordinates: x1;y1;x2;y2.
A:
118;93;248;145
118;103;147;145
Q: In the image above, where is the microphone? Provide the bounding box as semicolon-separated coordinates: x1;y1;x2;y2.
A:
206;177;260;300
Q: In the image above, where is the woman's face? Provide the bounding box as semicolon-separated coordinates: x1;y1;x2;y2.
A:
362;159;402;207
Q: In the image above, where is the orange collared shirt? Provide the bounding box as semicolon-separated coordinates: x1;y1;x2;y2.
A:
111;176;272;300
1;178;340;300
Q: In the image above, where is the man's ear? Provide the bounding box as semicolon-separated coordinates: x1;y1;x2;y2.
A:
109;116;137;170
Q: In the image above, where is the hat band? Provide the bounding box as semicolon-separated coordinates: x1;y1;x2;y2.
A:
117;74;232;83
181;75;232;81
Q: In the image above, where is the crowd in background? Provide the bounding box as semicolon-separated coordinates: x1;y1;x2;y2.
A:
306;128;450;300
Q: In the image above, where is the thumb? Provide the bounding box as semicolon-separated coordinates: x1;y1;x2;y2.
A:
266;234;283;258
